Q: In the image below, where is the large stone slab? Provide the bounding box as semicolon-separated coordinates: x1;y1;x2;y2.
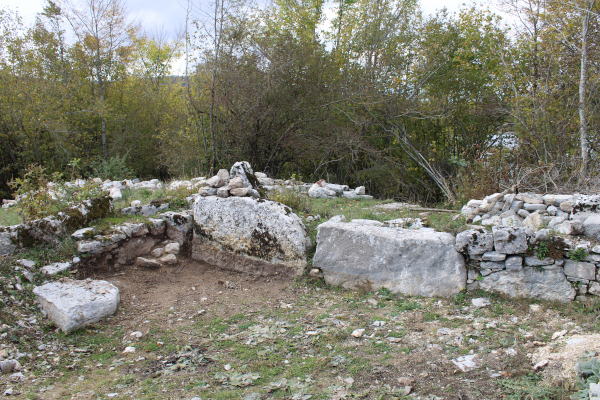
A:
192;196;310;275
479;267;575;302
33;279;120;333
313;221;466;297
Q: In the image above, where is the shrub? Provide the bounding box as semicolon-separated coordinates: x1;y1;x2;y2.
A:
9;164;105;222
268;186;312;215
90;155;133;181
572;351;600;400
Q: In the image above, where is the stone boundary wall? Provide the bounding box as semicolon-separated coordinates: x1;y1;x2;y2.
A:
457;192;600;302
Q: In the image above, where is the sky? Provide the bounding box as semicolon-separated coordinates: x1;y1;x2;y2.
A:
1;0;474;37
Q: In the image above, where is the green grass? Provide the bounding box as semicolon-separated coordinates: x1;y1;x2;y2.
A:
0;206;22;226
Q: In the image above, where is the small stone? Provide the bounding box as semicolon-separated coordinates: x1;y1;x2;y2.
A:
505;256;523;271
589;383;600;400
471;298;490;308
0;360;19;374
135;257;161;269
216;187;230;198
228;177;244;189
482;251;506;262
9;372;25;382
159;254;177;265
351;329;365;338
533;359;549;371
224;364;232;371
355;186;366;195
164;242;180;254
130;331;143;338
552;330;567;340
397;377;415;386
230;188;251;197
560;201;573;213
343;377;354;385
150;248;164;258
123;347;136;354
131;200;142;207
529;304;543;313
451;354;479;372
107;394;118;398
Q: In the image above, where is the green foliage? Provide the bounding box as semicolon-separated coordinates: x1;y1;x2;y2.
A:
396;299;421;311
8;164;105;222
89;155;133;181
8;164;64;221
499;374;564;400
568;248;588;262
537;241;549;260
268;187;312;215
573;351;600;400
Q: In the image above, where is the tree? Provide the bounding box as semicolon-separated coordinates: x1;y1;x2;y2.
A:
66;0;139;161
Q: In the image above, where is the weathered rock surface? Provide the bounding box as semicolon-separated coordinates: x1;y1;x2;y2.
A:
492;226;528;254
455;229;494;256
33;279;120;333
229;161;260;190
192;196;310;275
159;211;193;245
135;257;161;269
41;262;72;275
115;237;157;265
564;260;596;281
313;221;466;297
571;194;600;222
479;267;575;302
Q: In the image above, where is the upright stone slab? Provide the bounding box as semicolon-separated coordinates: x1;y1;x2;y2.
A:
192;196;310;276
159;211;193;245
33;279;120;333
313;220;466;297
479;267;575;302
229;161;260;190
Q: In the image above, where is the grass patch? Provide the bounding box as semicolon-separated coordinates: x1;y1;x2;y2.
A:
0;206;22;226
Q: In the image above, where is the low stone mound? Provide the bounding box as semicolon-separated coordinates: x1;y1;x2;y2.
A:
192;196;311;276
33;278;120;333
313;217;466;297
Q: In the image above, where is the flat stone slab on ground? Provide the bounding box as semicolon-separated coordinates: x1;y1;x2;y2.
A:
33;279;120;333
313;220;466;297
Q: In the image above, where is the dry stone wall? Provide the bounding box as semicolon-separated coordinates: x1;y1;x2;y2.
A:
458;192;600;302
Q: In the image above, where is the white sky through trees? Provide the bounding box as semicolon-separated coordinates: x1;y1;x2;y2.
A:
2;0;473;35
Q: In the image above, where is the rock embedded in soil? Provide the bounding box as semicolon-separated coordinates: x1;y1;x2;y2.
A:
33;278;120;333
159;254;177;265
135;257;161;269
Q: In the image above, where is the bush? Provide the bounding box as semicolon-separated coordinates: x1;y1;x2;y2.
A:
572;351;600;400
268;186;312;215
89;155;133;181
9;164;104;222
